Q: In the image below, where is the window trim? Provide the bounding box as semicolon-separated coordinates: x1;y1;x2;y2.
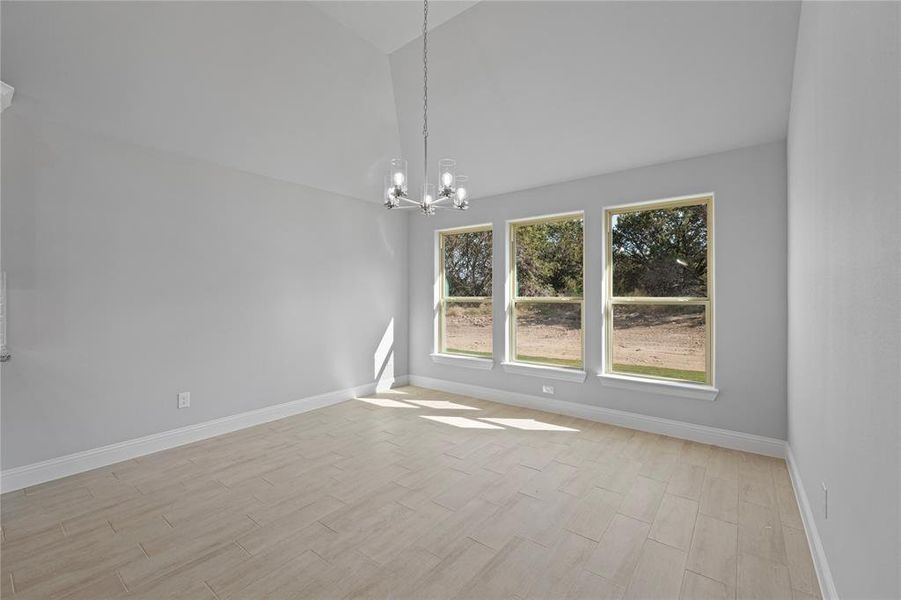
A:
597;372;718;401
436;223;494;361
431;352;494;370
507;211;586;371
603;194;715;387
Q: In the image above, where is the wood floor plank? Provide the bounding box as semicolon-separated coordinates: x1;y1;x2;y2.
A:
469;492;544;550
791;589;821;600
687;514;739;586
566;570;626;600
640;450;679;482
681;570;736;600
649;493;699;551
0;385;817;600
783;525;820;597
624;539;687;600
457;535;547;599
344;546;442;599
668;463;707;501
774;480;804;530
584;513;651;586
707;449;741;481
678;442;714;467
738;501;787;564
565;487;620;542
737;552;793;600
521;531;596;599
415;496;500;558
620;475;667;523
701;476;740;524
411;537;497;599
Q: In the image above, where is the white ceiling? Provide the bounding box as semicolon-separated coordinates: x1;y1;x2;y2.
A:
312;1;480;54
390;1;801;199
2;1;801;204
1;1;400;201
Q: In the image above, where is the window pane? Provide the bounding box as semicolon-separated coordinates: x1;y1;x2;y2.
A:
515;218;583;297
611;304;706;383
515;302;582;368
611;203;707;297
444;230;492;297
443;301;492;357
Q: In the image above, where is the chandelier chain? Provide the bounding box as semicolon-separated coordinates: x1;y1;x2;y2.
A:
422;0;428;184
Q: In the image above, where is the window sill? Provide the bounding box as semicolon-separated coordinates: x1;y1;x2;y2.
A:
501;361;587;383
430;353;494;370
597;372;719;401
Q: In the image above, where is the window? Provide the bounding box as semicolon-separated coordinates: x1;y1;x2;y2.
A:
439;225;493;358
510;213;584;369
605;196;713;385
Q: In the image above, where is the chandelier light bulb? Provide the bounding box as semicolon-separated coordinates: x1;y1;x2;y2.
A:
422;183;435;205
454;175;469;209
389;158;408;193
438;158;456;197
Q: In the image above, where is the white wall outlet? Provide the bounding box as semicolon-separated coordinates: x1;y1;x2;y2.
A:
821;482;828;519
177;392;190;409
542;384;555;395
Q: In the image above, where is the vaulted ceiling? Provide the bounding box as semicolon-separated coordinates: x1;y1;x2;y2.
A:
389;1;801;198
312;1;480;54
2;1;800;203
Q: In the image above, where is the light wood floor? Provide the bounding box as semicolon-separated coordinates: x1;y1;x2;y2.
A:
0;386;820;600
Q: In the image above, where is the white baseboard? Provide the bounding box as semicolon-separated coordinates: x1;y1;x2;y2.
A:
0;376;408;494
408;375;786;458
785;445;838;600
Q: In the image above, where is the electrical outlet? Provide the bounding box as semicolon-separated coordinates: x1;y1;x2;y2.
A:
542;384;555;395
177;392;190;409
821;482;828;519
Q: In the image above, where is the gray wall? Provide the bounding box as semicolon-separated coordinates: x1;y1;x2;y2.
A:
408;141;788;440
787;3;900;598
0;109;409;469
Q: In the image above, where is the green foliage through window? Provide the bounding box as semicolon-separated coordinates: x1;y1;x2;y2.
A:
441;228;493;358
444;230;492;297
515;219;584;297
611;204;707;297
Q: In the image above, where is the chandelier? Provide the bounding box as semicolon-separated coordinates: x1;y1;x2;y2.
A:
384;0;470;216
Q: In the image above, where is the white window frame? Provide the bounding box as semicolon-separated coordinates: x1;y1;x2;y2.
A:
432;224;494;369
602;194;716;392
503;212;586;381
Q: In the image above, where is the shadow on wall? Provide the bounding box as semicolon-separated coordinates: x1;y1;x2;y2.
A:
377;215;398;259
374;317;394;391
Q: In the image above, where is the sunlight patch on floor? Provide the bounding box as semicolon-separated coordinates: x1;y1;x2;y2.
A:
479;418;579;432
406;400;480;411
357;397;418;408
420;416;504;429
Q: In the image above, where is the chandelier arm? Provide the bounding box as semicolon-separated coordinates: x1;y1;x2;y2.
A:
398;197;422;206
